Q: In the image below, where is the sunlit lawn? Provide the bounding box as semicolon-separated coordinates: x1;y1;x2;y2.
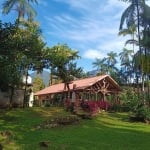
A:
0;107;150;150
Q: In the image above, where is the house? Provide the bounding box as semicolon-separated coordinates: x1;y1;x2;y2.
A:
0;75;33;108
34;74;121;108
22;75;34;107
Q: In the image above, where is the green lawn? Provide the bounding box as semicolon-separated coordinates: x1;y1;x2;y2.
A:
0;107;150;150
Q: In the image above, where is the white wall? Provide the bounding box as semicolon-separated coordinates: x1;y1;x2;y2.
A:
0;90;34;108
22;75;32;84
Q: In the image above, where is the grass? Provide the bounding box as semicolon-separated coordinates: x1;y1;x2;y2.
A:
0;107;150;150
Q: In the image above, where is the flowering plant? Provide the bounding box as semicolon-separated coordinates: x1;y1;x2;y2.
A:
81;100;111;115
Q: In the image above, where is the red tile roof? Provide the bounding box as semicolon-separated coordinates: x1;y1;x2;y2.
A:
34;74;119;96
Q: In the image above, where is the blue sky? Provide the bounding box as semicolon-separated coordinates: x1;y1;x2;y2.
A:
1;0;149;72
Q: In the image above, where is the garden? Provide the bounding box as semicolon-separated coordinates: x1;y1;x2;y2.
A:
1;106;150;150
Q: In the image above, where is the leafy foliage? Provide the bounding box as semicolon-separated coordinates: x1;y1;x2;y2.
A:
0;21;21;91
130;103;150;122
81;100;111;115
119;88;139;111
0;20;45;108
33;77;45;92
44;44;83;90
2;0;38;21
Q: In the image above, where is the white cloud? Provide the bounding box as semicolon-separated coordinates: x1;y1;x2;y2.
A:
107;0;128;9
98;37;125;52
45;13;119;43
82;36;132;60
44;0;127;43
82;39;125;60
43;0;133;69
83;49;106;60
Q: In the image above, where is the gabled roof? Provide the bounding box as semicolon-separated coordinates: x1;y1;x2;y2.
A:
34;74;121;96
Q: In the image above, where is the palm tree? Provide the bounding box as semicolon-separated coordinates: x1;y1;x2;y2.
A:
119;0;149;92
45;44;81;91
119;24;137;54
119;48;133;66
119;48;133;84
119;0;137;30
119;0;147;56
2;0;38;21
105;51;117;74
92;58;107;74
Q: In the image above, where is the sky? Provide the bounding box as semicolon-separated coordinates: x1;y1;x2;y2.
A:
0;0;149;72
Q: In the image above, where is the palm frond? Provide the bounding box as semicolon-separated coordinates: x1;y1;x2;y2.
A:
125;39;139;46
25;1;37;20
118;29;131;36
119;4;135;30
28;0;38;4
2;0;17;14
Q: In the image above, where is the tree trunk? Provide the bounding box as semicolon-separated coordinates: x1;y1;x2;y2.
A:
136;1;144;95
23;67;28;108
148;78;150;105
142;72;145;92
9;86;14;109
49;67;53;85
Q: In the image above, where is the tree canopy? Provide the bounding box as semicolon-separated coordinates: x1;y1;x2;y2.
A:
44;44;83;90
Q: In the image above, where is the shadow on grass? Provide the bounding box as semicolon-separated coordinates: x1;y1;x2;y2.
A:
1;108;150;150
107;112;129;120
0;115;20;123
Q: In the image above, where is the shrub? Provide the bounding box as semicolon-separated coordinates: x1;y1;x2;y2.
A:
97;100;111;110
87;101;99;115
44;102;50;107
131;103;150;122
118;88;139;111
81;100;111;115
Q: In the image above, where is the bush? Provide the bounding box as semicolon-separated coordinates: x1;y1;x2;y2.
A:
130;103;150;122
97;100;111;110
111;104;122;112
87;101;99;115
118;88;139;111
44;103;50;107
81;100;111;115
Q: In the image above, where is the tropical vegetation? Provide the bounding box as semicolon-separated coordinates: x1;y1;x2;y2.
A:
0;0;150;149
0;0;149;114
0;0;82;108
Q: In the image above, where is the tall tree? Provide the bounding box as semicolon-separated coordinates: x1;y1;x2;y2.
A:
2;0;38;21
17;21;45;107
119;0;150;92
0;21;22;107
119;48;133;83
119;48;133;65
45;44;82;91
105;51;118;73
119;24;137;54
0;20;45;108
92;58;108;74
2;0;40;107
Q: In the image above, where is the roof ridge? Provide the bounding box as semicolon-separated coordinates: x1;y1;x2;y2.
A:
72;74;108;82
47;74;108;86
